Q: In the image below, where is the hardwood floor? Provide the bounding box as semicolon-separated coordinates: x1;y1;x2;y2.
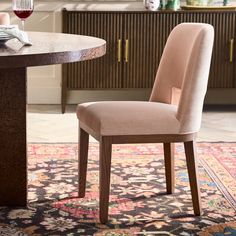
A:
27;105;236;143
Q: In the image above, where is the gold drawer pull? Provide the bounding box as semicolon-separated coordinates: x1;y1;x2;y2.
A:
118;39;121;62
230;38;234;63
125;39;128;63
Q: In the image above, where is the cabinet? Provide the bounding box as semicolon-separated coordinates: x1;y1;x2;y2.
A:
62;10;236;113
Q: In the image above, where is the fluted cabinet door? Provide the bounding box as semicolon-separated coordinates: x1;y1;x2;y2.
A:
179;11;236;88
63;11;123;89
122;12;179;88
123;12;158;88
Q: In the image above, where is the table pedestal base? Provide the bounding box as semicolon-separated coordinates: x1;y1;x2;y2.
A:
0;67;27;206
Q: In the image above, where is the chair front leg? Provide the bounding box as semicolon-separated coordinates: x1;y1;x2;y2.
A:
78;127;89;198
99;136;112;224
184;140;202;216
163;143;175;194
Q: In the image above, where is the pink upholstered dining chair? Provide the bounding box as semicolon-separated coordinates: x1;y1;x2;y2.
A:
76;23;214;223
0;13;10;25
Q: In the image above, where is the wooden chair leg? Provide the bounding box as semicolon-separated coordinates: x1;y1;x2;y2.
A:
184;140;202;216
78;127;89;198
163;143;175;194
99;137;112;224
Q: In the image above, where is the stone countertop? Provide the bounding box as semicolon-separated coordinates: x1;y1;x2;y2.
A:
1;1;235;12
0;1;147;12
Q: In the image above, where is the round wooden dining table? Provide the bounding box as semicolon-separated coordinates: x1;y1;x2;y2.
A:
0;32;106;206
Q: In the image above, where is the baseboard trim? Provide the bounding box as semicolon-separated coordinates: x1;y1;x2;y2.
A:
205;89;236;105
28;87;61;104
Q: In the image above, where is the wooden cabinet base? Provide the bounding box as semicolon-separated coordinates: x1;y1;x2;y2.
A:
205;89;236;105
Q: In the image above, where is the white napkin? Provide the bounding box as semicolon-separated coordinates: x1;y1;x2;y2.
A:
0;25;32;46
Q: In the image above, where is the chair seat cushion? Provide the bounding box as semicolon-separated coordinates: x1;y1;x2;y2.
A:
77;101;180;136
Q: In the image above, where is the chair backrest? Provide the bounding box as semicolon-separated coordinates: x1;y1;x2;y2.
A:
150;23;214;134
0;13;10;25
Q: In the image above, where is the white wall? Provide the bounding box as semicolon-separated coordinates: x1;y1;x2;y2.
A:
10;9;63;104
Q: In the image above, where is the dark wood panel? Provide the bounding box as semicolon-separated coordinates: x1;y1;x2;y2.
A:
122;13;167;88
63;11;123;89
179;12;235;88
123;12;179;88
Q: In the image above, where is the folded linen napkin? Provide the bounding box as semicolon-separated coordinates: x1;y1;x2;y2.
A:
0;25;32;46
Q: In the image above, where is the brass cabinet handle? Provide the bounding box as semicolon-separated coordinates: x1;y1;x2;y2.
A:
125;39;128;63
230;38;234;63
118;39;121;62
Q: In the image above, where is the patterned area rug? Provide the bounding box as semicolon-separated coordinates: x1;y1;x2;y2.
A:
199;221;236;236
0;143;236;235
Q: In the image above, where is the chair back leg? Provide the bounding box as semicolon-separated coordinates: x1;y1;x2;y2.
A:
78;127;89;198
163;143;175;194
184;140;202;215
99;137;112;223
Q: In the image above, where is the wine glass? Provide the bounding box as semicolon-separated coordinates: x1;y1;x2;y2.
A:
12;0;34;31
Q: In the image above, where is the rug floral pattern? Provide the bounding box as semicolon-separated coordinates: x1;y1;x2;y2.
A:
0;143;236;235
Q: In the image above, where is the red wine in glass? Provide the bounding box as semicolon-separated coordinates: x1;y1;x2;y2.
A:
13;10;33;20
12;0;34;30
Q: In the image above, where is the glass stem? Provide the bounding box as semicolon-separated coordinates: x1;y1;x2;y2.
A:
21;20;25;31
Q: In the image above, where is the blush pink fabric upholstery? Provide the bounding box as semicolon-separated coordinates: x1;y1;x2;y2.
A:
78;101;179;135
77;23;214;137
0;13;10;25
